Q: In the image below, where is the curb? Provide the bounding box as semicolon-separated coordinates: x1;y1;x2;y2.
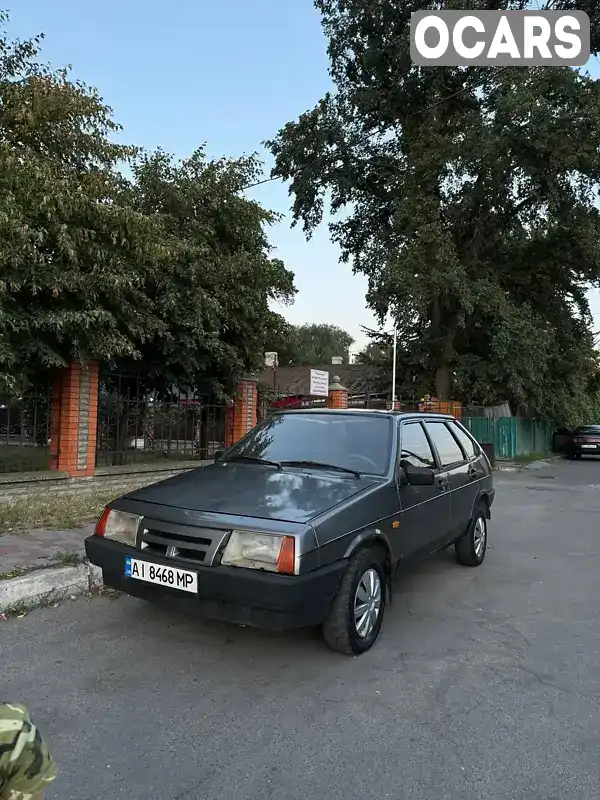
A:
0;562;104;613
495;455;563;472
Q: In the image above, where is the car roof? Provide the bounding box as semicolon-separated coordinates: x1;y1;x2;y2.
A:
273;408;455;421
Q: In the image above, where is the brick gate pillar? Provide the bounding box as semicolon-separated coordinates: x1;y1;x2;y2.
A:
327;376;348;409
225;376;258;447
49;360;99;477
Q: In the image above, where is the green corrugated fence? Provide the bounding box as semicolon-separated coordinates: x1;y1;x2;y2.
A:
462;417;554;460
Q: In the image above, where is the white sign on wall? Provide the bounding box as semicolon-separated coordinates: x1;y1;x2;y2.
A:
309;369;329;397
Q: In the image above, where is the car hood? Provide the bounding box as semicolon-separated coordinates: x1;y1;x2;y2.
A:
123;462;381;524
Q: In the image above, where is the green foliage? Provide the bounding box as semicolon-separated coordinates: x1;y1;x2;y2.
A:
355;326;434;399
122;148;295;394
269;322;354;366
0;12;295;395
267;0;600;424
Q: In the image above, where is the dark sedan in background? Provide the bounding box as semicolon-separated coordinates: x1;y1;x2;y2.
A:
566;425;600;459
86;409;494;655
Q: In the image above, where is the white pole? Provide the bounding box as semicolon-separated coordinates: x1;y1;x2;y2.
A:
391;316;397;408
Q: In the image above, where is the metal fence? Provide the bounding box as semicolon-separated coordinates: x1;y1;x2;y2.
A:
96;374;228;467
0;386;54;473
462;416;554;460
257;391;470;417
257;391;327;422
255;389;556;460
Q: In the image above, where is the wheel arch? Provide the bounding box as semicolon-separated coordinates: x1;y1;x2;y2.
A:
342;531;393;573
472;490;492;520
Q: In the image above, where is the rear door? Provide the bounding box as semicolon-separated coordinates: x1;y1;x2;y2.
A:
423;420;472;542
397;420;451;560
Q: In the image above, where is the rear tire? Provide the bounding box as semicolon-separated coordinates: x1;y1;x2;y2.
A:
322;547;387;656
455;504;488;567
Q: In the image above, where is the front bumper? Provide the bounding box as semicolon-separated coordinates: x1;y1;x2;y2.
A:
85;535;346;631
569;443;600;456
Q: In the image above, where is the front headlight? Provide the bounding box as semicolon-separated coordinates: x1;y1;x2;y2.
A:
221;531;296;574
95;508;142;547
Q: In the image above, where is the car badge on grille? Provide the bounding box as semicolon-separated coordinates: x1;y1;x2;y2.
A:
166;546;179;558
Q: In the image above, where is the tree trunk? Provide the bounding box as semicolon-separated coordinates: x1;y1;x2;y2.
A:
434;355;454;401
430;298;457;402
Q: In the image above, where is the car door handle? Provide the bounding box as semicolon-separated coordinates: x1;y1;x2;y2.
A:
436;476;449;491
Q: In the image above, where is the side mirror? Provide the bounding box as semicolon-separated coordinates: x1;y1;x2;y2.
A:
402;461;435;486
214;449;224;462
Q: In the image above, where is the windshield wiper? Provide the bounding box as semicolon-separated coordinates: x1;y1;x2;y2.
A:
279;460;361;478
224;455;282;470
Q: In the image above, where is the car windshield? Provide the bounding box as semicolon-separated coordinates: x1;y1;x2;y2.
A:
225;412;392;476
575;425;600;435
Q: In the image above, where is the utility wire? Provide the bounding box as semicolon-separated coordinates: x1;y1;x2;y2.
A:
242;65;511;191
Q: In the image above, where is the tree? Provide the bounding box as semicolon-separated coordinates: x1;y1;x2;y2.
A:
355;326;434;399
0;13;166;390
355;339;388;366
0;13;295;397
267;0;600;424
268;322;354;366
123;147;295;394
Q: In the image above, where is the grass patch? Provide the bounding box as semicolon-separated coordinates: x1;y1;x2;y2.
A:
0;481;151;534
511;452;549;464
0;551;86;580
0;445;50;473
54;550;85;567
0;565;37;580
95;449;209;468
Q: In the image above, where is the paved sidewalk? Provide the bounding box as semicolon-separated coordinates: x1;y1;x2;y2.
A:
0;523;101;613
0;524;94;575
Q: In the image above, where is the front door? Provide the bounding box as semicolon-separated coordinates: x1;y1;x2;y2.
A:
397;420;451;560
423;420;473;541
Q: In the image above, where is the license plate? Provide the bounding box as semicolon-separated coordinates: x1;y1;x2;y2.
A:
124;556;198;593
581;444;597;449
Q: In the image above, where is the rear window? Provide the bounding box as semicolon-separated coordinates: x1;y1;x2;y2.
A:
575;426;600;435
228;412;393;475
449;422;478;459
424;421;465;467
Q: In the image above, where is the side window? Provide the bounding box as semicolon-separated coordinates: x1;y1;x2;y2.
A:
424;421;465;467
449;422;478;459
399;422;436;468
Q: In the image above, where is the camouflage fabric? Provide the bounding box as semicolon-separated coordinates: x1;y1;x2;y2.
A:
0;703;58;800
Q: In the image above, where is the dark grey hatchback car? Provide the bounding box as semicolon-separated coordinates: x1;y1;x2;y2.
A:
86;410;494;655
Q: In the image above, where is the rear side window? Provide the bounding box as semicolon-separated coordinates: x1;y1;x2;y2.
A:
400;422;435;468
424;421;465;467
449;422;478;459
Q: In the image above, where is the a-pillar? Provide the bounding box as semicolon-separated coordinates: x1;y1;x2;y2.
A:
225;376;258;447
327;375;348;409
49;361;99;477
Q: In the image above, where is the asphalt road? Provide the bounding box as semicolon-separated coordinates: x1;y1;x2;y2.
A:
3;459;600;800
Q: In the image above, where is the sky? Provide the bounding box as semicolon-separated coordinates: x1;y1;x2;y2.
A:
8;1;600;357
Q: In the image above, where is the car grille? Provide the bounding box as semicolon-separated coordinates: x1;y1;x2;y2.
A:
139;526;220;566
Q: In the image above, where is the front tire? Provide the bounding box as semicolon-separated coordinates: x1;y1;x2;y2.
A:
455;505;488;567
322;547;387;655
